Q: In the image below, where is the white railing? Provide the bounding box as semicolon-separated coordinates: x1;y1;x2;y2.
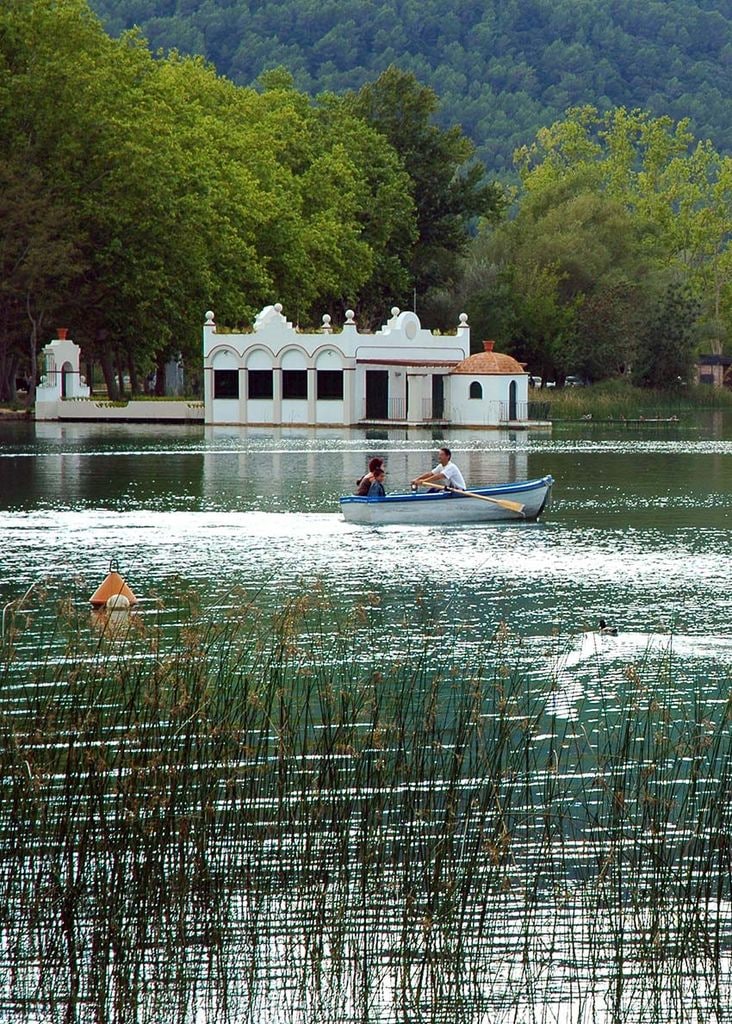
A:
498;401;529;422
389;397;407;420
421;398;447;421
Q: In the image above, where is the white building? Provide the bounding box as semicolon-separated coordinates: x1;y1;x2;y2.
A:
35;331;91;420
448;341;529;427
204;305;533;428
34;329;203;423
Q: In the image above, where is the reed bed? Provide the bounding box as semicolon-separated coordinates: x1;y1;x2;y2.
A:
542;381;732;422
0;586;730;1024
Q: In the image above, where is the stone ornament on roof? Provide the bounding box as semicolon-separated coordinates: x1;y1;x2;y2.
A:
254;303;292;332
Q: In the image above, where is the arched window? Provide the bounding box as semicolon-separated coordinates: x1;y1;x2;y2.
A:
469;380;483;399
212;348;240;399
509;379;517;420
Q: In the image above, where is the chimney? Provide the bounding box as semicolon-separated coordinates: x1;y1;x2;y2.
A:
483;339;495;352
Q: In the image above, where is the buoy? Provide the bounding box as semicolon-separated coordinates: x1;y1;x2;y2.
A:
89;559;137;608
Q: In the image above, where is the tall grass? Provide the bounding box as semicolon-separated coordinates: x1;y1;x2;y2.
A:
542;381;732;421
0;589;730;1023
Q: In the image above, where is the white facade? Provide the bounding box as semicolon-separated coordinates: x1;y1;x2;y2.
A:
448;341;530;427
34;330;204;423
35;333;91;420
203;305;534;428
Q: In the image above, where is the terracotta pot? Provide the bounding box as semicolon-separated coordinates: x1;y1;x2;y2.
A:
57;327;68;340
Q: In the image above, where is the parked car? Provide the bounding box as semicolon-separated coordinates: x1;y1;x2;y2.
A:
564;375;586;387
529;375;542;388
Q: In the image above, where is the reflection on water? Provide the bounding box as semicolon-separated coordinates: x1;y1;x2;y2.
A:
1;418;731;1023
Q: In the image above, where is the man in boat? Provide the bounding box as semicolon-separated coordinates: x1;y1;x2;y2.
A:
411;447;466;492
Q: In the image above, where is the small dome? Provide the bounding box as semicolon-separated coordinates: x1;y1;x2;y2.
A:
451;341;526;376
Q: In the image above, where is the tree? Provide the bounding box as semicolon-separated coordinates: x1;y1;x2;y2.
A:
514;106;732;353
0;161;81;401
0;1;90;399
633;282;700;389
343;67;506;306
466;106;731;384
0;1;421;397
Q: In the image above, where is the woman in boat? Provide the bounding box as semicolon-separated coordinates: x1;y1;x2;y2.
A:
367;467;386;498
355;456;384;495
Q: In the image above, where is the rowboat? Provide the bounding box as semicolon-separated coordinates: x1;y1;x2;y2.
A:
340;475;554;526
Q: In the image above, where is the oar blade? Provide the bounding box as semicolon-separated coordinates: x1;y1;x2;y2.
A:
495;497;525;515
428;480;526;516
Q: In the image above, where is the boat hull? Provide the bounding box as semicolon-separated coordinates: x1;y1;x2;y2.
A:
340;475;554;526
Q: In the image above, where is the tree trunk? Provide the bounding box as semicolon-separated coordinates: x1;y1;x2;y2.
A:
154;350;166;396
25;296;43;405
115;352;126;398
0;352;19;399
99;345;119;400
127;351;139;395
7;352;19;403
0;352;10;402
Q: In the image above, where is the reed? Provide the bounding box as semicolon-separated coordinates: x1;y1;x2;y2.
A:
0;588;730;1023
543;380;732;421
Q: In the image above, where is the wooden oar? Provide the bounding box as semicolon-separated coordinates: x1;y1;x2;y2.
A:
426;480;526;516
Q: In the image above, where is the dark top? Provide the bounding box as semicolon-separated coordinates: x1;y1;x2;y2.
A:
367;480;385;498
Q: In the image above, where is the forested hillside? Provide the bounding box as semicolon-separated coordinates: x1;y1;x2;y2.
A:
2;0;730;404
90;0;732;173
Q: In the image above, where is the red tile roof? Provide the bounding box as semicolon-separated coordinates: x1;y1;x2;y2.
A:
451;340;526;375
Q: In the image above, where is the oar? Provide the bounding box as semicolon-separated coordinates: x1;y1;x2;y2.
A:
426;480;525;516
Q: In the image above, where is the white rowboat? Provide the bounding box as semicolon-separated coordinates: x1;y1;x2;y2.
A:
340;475;554;526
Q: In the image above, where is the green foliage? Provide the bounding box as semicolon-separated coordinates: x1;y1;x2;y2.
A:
87;0;732;175
0;0;418;396
464;107;731;387
632;282;701;389
4;1;729;399
341;68;505;301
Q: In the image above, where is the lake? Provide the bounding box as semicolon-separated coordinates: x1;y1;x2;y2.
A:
0;414;731;1024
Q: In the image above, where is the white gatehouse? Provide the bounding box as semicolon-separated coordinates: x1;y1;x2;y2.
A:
35;330;91;419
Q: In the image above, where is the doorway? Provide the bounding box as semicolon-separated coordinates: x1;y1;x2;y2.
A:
61;362;73;398
365;371;389;419
508;380;517;420
432;375;444;419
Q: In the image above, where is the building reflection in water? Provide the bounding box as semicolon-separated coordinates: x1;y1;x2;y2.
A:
20;422;532;512
201;425;530;508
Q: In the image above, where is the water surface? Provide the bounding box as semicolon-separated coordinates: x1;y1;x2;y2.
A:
1;416;731;1024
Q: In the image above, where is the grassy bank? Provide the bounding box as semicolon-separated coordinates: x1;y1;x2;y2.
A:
535;381;732;422
1;590;731;1023
0;402;31;418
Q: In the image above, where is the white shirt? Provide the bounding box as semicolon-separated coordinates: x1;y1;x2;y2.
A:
433;460;466;490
